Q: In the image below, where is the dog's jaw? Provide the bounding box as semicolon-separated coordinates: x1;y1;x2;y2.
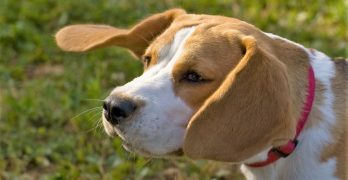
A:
102;27;196;156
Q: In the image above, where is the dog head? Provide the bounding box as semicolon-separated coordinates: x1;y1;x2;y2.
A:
55;9;301;162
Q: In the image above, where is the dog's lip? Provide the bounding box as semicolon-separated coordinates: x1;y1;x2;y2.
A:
122;140;184;157
122;141;154;157
168;148;183;156
104;114;186;157
112;127;185;157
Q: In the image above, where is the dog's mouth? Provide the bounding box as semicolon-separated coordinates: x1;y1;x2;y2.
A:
105;122;186;158
102;108;189;158
122;141;152;156
122;140;183;157
168;148;184;156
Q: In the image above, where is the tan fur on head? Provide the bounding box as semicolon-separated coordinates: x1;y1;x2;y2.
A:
55;8;186;57
183;33;296;162
55;8;346;178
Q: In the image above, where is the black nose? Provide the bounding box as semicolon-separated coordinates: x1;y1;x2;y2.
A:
103;96;137;125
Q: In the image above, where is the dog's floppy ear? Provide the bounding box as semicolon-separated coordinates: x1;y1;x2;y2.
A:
55;8;186;57
183;34;295;162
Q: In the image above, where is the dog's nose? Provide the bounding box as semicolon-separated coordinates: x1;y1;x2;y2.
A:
103;96;137;125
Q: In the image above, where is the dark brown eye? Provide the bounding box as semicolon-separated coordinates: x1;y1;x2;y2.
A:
142;56;151;66
182;71;205;83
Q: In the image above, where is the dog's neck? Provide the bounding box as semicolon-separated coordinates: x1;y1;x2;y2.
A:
240;49;340;180
240;118;337;180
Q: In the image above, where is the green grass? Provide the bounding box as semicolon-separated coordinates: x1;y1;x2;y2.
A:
0;0;346;179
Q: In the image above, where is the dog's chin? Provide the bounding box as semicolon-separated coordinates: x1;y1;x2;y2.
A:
122;141;183;158
103;125;184;158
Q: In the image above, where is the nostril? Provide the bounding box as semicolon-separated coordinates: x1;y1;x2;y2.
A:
103;101;109;111
102;100;111;121
111;100;137;120
111;106;127;120
103;96;137;125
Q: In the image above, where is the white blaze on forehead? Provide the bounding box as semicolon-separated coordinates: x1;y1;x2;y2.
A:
109;27;196;155
158;27;195;65
113;27;196;94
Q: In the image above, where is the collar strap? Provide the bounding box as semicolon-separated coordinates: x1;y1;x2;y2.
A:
246;66;315;168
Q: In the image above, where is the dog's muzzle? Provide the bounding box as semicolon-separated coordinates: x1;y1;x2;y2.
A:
103;95;137;125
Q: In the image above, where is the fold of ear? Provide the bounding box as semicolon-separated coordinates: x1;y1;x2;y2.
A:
183;35;295;162
55;8;186;57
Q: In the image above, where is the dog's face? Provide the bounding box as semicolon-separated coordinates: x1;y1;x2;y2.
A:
102;25;244;157
56;9;303;162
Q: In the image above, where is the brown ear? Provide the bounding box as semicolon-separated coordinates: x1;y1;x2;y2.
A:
55;8;186;57
183;35;296;162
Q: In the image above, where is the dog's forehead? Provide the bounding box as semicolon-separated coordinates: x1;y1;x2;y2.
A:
145;14;258;67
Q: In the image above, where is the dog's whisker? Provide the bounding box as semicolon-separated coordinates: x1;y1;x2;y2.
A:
125;151;132;162
85;122;103;135
87;111;103;122
82;98;105;102
85;126;98;134
140;157;154;168
71;106;102;120
93;118;104;136
91;114;103;132
96;119;104;133
124;150;137;163
84;115;103;134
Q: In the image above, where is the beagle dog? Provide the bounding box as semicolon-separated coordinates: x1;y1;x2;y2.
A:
55;9;347;180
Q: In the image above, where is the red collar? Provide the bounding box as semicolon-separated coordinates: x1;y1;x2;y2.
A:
246;66;315;168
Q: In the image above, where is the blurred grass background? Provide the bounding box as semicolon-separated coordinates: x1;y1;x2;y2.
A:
0;0;346;179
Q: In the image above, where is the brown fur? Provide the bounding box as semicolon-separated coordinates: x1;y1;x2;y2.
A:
55;9;347;178
183;33;297;162
172;26;244;110
55;8;186;57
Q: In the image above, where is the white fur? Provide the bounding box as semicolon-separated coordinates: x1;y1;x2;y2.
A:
243;148;271;164
103;27;196;156
241;34;338;180
103;28;339;178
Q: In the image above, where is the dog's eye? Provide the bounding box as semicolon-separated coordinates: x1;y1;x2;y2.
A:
142;56;151;66
182;71;205;83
